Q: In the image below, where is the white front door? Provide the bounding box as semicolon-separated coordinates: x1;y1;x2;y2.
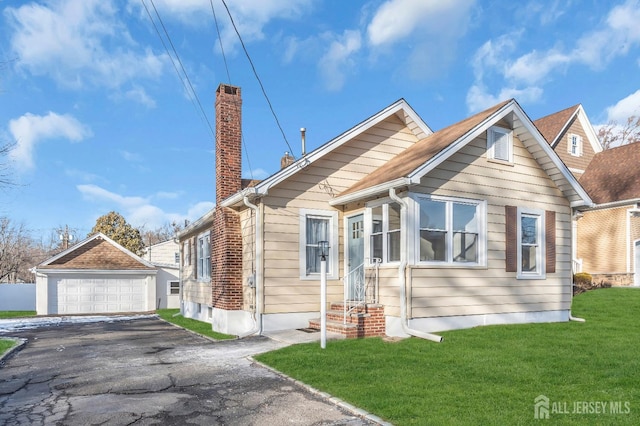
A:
347;214;365;300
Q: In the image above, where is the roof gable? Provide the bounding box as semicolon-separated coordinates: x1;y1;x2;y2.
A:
38;233;155;270
579;143;640;205
331;99;592;208
220;98;433;208
534;104;602;154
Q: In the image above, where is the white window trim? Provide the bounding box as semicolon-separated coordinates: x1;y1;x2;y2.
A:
568;133;583;157
516;206;546;280
168;280;180;296
411;194;487;267
364;198;403;265
299;208;339;280
196;231;210;282
487;126;513;163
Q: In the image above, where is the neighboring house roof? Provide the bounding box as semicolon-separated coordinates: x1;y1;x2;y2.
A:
331;99;592;208
578;143;640;205
221;98;433;208
534;104;602;153
36;233;155;271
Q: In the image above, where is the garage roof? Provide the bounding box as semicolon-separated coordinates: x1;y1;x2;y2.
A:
37;233;155;270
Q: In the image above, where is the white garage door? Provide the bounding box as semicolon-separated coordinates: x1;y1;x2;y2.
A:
57;277;148;314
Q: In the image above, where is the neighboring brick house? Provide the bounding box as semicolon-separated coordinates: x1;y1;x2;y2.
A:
575;143;640;286
181;83;592;338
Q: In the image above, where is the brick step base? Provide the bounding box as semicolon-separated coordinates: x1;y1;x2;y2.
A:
308;302;386;338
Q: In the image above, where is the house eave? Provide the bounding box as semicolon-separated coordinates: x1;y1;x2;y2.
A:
329;178;411;206
577;198;640;211
34;268;157;275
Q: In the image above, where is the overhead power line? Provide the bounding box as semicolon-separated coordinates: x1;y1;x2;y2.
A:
142;0;215;139
220;0;296;158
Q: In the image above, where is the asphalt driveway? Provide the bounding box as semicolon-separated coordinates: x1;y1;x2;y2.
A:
0;318;375;425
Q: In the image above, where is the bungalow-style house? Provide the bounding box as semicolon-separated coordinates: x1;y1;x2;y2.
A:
142;239;180;308
34;233;157;315
535;105;640;286
574;143;640;286
181;83;592;338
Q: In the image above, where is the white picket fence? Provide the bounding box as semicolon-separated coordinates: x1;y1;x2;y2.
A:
0;283;36;310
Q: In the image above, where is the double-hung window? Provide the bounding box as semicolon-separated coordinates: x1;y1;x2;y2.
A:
568;133;583;157
487;126;513;162
517;208;544;278
368;203;401;263
416;195;485;265
196;232;210;281
299;209;338;279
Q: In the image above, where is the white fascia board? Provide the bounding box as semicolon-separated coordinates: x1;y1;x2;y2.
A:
576;105;603;153
514;103;593;207
408;101;516;183
549;108;578;149
221;99;430;208
329;178;410;206
177;208;215;238
34;269;157;275
578;198;640;211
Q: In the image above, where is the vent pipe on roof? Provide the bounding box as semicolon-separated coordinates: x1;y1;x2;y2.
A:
301;127;306;156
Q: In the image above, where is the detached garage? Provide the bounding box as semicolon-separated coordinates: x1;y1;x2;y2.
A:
35;233;157;315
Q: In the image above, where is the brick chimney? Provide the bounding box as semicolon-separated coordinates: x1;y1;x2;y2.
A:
215;84;242;204
211;83;243;312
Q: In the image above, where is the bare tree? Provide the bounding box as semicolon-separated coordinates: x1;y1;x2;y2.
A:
598;114;640;149
139;221;185;247
0;217;32;283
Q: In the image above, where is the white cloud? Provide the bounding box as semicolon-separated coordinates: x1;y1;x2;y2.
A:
466;0;640;112
77;184;213;229
5;0;167;90
367;0;474;47
604;89;640;122
120;150;142;163
8;112;92;169
366;0;475;80
318;30;362;92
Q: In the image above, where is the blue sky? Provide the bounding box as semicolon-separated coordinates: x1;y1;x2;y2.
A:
1;0;639;241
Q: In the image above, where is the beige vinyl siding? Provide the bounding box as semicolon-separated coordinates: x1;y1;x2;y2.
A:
260;115;420;314
180;228;212;306
240;207;256;311
376;132;573;319
578;207;629;274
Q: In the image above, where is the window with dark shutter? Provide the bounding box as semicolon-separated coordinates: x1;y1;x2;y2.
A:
545;210;556;273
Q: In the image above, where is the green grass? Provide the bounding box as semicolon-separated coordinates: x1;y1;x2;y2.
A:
255;288;640;425
156;309;236;340
0;311;36;319
0;339;16;357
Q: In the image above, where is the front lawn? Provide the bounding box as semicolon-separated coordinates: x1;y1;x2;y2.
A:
0;311;36;319
156;309;236;340
255;289;640;425
0;339;16;357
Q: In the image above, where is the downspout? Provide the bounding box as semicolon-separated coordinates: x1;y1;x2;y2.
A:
389;188;443;343
569;211;585;322
239;195;263;337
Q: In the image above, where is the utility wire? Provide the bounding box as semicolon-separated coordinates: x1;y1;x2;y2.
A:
220;0;296;158
143;0;215;139
210;0;255;180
